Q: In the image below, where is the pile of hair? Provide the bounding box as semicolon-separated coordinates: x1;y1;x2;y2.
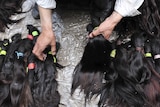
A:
71;0;160;106
0;0;25;32
0;25;62;107
71;34;112;101
71;30;160;107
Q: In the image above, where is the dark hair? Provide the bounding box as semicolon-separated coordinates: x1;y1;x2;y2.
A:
99;31;160;107
86;0;116;33
0;0;25;32
99;32;154;107
150;37;160;74
31;50;61;107
0;24;62;107
9;37;34;107
71;35;112;103
138;0;160;37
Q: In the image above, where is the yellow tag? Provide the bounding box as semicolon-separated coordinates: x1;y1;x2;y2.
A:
53;56;57;63
32;31;39;36
48;51;57;63
110;49;116;58
145;53;152;57
26;67;28;73
3;42;8;46
48;51;52;54
0;50;6;55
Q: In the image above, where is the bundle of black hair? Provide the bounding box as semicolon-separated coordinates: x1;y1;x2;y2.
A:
71;30;160;107
0;0;25;32
71;34;112;103
0;25;62;107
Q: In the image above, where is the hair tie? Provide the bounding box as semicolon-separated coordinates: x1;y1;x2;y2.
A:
3;42;8;46
48;51;52;54
32;31;39;36
110;49;116;58
53;56;57;63
28;63;35;70
27;34;33;40
15;51;24;59
48;51;57;63
26;63;35;73
0;50;6;55
154;54;160;59
145;53;152;57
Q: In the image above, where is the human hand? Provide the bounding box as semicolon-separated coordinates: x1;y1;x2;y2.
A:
88;11;123;39
32;5;56;61
89;18;115;39
32;30;56;61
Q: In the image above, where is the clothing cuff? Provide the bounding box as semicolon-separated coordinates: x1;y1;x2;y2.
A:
114;0;144;17
36;0;56;9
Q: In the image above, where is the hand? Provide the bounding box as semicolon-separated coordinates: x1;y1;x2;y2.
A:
89;18;115;39
32;29;56;61
32;5;55;61
88;11;123;39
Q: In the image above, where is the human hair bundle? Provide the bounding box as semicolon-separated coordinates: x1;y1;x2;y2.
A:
0;25;62;107
0;0;25;32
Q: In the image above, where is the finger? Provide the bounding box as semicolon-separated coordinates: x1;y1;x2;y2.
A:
32;44;45;61
50;41;56;55
51;45;56;55
92;27;100;36
88;31;98;38
88;28;101;38
88;32;94;38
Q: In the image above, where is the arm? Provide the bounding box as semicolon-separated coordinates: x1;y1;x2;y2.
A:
89;0;144;39
32;0;56;61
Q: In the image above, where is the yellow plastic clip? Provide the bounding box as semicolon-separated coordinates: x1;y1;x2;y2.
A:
26;67;28;73
48;51;52;54
53;56;57;63
110;49;116;58
3;42;8;46
145;52;152;57
48;51;57;63
32;31;39;36
0;50;6;55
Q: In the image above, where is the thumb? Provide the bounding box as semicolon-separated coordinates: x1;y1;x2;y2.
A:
89;27;100;38
92;28;100;36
